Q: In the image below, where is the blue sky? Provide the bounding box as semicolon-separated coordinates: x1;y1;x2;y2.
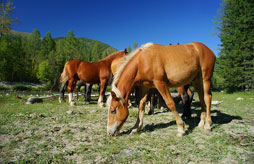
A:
12;0;222;55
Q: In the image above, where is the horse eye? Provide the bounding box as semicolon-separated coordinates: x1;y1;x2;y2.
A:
111;109;116;114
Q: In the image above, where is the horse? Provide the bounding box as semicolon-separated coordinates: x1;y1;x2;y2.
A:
50;49;128;107
111;51;194;118
107;42;215;137
57;80;93;103
147;84;194;118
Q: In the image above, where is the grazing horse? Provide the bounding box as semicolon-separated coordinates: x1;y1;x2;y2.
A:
147;85;194;118
57;80;93;103
51;49;128;107
111;51;194;118
107;42;215;137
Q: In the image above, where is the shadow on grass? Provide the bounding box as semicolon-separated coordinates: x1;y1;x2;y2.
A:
119;101;242;136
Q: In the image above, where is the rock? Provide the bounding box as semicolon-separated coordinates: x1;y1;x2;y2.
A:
236;97;243;100
211;100;223;105
66;110;73;114
115;149;139;160
53;127;61;132
26;97;43;104
81;138;88;142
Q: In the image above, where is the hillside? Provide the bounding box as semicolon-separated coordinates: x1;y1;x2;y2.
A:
10;30;118;55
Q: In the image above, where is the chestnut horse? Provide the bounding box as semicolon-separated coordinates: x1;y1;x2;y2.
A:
111;52;194;118
52;49;128;107
107;42;215;137
56;80;93;103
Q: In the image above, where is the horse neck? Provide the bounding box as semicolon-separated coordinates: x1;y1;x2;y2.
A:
102;51;125;64
114;57;138;101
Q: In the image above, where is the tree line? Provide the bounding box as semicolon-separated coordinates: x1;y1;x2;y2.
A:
214;0;254;92
1;0;253;92
0;29;116;86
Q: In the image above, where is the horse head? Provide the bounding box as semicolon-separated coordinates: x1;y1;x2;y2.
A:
107;91;129;136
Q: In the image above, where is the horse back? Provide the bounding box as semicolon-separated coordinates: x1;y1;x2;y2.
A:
136;43;215;87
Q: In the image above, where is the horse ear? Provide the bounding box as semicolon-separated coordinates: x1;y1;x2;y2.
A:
111;91;117;99
124;48;128;54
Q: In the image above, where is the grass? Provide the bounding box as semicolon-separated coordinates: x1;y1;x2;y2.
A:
0;91;254;163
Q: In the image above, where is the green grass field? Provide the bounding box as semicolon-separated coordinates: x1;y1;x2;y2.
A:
0;91;254;163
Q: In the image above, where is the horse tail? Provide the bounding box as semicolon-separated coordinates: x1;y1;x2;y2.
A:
49;73;61;92
59;67;68;83
50;63;69;92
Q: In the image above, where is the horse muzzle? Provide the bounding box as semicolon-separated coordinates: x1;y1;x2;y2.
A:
107;122;118;136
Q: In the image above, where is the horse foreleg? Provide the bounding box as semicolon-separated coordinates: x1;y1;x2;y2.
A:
67;78;77;106
98;79;107;107
154;80;185;137
131;87;148;134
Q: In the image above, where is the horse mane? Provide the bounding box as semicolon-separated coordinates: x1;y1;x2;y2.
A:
106;43;153;107
100;50;125;61
112;43;153;88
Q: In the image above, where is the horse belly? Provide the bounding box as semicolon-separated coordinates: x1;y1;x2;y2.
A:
165;64;199;87
77;70;100;84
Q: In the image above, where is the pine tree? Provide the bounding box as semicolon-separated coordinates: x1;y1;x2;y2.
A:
64;30;78;61
42;32;55;55
91;42;101;61
217;0;254;91
127;46;132;53
26;29;42;81
0;35;26;81
133;41;138;50
0;0;18;37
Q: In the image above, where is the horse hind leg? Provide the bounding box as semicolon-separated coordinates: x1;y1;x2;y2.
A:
154;80;185;137
192;75;207;129
59;80;68;103
98;79;107;107
203;79;212;130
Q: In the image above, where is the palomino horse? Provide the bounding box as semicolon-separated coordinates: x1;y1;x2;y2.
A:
111;51;194;118
107;42;215;137
51;49;128;107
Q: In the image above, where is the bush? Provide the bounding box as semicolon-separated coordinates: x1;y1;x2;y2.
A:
0;85;9;90
12;85;32;91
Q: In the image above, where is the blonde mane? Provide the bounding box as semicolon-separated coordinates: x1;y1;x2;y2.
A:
100;49;124;61
106;43;153;107
112;43;153;88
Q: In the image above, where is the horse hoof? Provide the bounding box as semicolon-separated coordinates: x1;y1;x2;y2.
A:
198;121;205;128
177;132;185;137
130;129;138;135
98;103;105;108
204;124;211;131
70;101;76;106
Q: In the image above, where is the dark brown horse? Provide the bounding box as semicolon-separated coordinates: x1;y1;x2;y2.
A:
51;49;128;107
107;42;215;137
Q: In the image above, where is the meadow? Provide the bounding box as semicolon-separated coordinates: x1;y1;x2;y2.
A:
0;91;253;164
